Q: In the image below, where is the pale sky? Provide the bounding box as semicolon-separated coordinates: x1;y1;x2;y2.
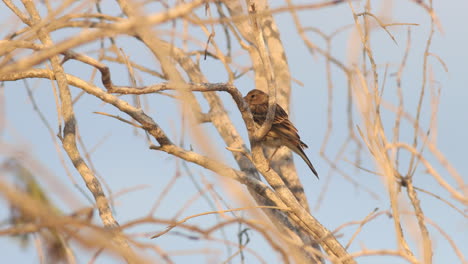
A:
1;1;466;263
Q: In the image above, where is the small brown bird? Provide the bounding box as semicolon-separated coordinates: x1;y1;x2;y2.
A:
244;89;318;178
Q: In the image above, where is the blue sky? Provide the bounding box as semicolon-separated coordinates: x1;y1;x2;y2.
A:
1;1;466;263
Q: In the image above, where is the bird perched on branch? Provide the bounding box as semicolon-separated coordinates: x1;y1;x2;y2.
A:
244;89;319;178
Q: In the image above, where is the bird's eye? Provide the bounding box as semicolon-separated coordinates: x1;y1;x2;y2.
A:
251;94;256;98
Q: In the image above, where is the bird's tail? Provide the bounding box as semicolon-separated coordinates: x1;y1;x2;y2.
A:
293;145;319;179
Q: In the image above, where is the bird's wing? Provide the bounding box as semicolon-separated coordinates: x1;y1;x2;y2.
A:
272;105;302;142
274;106;317;177
251;103;305;146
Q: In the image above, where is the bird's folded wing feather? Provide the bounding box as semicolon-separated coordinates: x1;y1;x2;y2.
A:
272;105;303;143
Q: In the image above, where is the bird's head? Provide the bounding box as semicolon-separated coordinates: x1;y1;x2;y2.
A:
244;89;268;105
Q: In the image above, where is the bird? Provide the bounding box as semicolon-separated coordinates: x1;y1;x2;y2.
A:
243;89;319;178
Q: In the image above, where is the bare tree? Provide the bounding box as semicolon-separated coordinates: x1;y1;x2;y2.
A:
0;0;466;263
